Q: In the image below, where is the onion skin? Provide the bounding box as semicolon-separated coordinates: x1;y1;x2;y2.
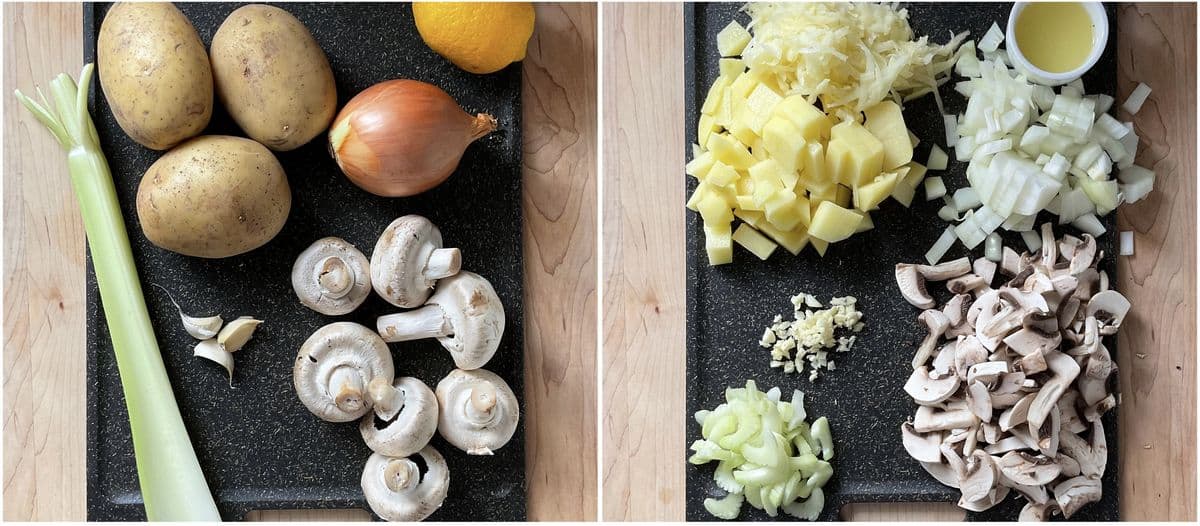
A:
329;80;496;197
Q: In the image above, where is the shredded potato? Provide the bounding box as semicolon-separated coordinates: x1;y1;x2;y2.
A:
743;2;966;118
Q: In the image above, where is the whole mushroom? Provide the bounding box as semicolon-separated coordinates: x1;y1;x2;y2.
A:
436;368;519;455
292;237;372;315
360;377;439;458
294;322;393;422
371;215;462;308
361;446;450;522
377;271;505;370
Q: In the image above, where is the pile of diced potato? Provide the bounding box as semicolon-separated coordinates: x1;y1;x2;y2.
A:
687;21;930;265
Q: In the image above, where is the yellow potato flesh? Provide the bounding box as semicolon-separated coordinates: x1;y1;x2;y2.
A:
808;201;863;243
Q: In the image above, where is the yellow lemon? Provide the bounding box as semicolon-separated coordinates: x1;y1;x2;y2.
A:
413;2;535;75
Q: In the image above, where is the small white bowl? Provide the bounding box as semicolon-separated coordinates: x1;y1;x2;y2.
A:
1005;2;1108;86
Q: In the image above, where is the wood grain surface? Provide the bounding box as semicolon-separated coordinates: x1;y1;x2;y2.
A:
600;2;1198;522
1;2;597;521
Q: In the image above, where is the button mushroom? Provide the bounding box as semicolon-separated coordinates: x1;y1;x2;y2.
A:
361;446;450;521
377;271;504;370
292;237;373;315
436;368;519;455
360;377;439;458
294;322;394;422
904;366;960;405
371;215;462;309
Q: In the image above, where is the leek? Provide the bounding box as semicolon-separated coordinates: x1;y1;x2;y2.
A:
14;65;220;520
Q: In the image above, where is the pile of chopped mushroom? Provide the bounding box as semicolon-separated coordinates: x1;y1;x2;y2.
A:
290;215;519;521
895;224;1125;520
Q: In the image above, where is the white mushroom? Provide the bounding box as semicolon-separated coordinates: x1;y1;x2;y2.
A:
1085;290;1130;335
997;451;1061;486
294;322;394;422
1052;476;1102;519
436;368;519;455
361;446;450;521
371;215;462;308
1019;501;1060;521
914;310;952;368
1028;352;1079;430
896;264;935;309
959;450;999;503
377;271;505;370
360;377;439;458
914;405;976;433
919;257;973;280
904;366;960;405
901;423;942;463
292;237;372;315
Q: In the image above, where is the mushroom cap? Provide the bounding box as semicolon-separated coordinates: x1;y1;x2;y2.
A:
904;366;960;405
427;271;505;370
371;215;459;308
294;322;394;422
360;377;439;458
292;237;372;315
436;368;519;455
361;446;449;522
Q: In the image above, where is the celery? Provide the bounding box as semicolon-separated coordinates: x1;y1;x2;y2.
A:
15;65;219;520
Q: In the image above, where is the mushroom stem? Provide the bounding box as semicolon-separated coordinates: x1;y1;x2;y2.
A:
424;248;462;281
377;306;454;342
469;382;498;413
330;366;366;414
369;377;407;421
316;256;353;299
383;458;419;494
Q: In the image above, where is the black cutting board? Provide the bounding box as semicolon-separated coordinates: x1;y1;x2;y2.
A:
685;3;1119;521
83;2;525;521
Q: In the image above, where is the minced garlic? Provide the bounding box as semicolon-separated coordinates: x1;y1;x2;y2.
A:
761;293;864;380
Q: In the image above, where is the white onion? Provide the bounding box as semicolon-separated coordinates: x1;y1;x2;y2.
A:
978;22;1004;52
1071;213;1106;236
1122;83;1152;114
926;226;958;265
1020;230;1042;253
943;114;958;147
924;176;947;201
938;204;960;222
928;144;949;170
952;187;981;212
984;232;1002;262
1119;231;1134;256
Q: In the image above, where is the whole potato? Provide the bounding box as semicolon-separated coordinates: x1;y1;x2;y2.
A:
97;2;212;150
137;136;291;258
210;5;337;151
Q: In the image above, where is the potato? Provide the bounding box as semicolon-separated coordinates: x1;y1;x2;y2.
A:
97;2;212;150
137;136;291;258
210;4;336;151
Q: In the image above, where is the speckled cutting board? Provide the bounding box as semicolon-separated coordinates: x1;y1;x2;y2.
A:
685;3;1119;521
83;2;524;521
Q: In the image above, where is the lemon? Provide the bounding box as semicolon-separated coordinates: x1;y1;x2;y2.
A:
413;2;535;75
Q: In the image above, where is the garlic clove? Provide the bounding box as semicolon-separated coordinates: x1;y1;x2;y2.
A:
182;314;224;340
217;316;262;353
194;339;234;386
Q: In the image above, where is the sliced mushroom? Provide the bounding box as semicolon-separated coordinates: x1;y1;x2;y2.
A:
999;246;1023;276
999;393;1036;431
1059;420;1107;478
965;380;992;421
896;264;935;309
378;271;505;370
1017;350;1048;374
1019;501;1059;521
371;215;463;309
1086;290;1130;335
973;258;997;285
294;322;394;422
947;274;987;295
901;423;942;463
1052;476;1102;519
1068;234;1097;275
1027;352;1080;430
361;446;450;521
954;336;988;381
985;436;1030;455
918;257;972;281
1004;328;1060;357
905;366;961;405
990;372;1028;408
292;237;372;315
914;405;976;433
1039;223;1057;269
914;310;951;369
966;361;1009;386
997;451;1061;486
931;341;958;378
959;450;1003;507
360;377;440;458
1077;345;1114;406
922;460;961;489
436;368;519;455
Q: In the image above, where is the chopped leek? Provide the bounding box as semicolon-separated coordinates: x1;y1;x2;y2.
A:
14;65;220;520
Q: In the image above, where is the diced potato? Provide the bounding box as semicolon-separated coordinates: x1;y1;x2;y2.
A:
719;58;745;80
808;201;862;243
685;150;715;180
733;223;778;260
729;72;759;99
714;85;734;127
704;222;733;265
698;113;717;147
892;182;917;207
853;171;900;212
826;119;885;187
749;138;769;161
798;142;832;194
908;129;920;147
716;21;752;57
808;182;838;206
863;101;914;170
835;184;852;209
735;195;760;211
744;83;784;135
809;237;829;256
735;208;764;227
764;189;805;231
757;221;810;255
904;161;928;184
761;116;805;174
855;211;875;232
701;77;729;116
707;132;755;169
707;160;739;186
775;95;831;141
735;175;754;197
697;190;733;225
888;166;919;207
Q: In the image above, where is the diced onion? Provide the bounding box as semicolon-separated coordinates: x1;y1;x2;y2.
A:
926;226;958;264
928;144;949;170
1095;114;1128;139
953;187;981;212
924;176;947;201
984;232;1002;262
1089;93;1115;115
978;22;1004;52
938;204;961;222
1020;230;1042;253
943;114;958;147
1119;231;1134;256
1122;82;1152;114
1071;213;1106;236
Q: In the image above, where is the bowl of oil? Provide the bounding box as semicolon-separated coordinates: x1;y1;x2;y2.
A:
1006;2;1108;86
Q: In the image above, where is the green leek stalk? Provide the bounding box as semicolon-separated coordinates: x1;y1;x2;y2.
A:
15;65;220;520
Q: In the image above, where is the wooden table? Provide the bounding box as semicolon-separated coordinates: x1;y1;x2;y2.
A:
2;3;596;521
602;2;1196;521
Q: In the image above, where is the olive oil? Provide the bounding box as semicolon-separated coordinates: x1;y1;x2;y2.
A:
1014;2;1095;73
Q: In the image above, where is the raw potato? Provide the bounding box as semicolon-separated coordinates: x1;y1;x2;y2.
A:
136;136;291;258
210;4;336;151
96;2;212;150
